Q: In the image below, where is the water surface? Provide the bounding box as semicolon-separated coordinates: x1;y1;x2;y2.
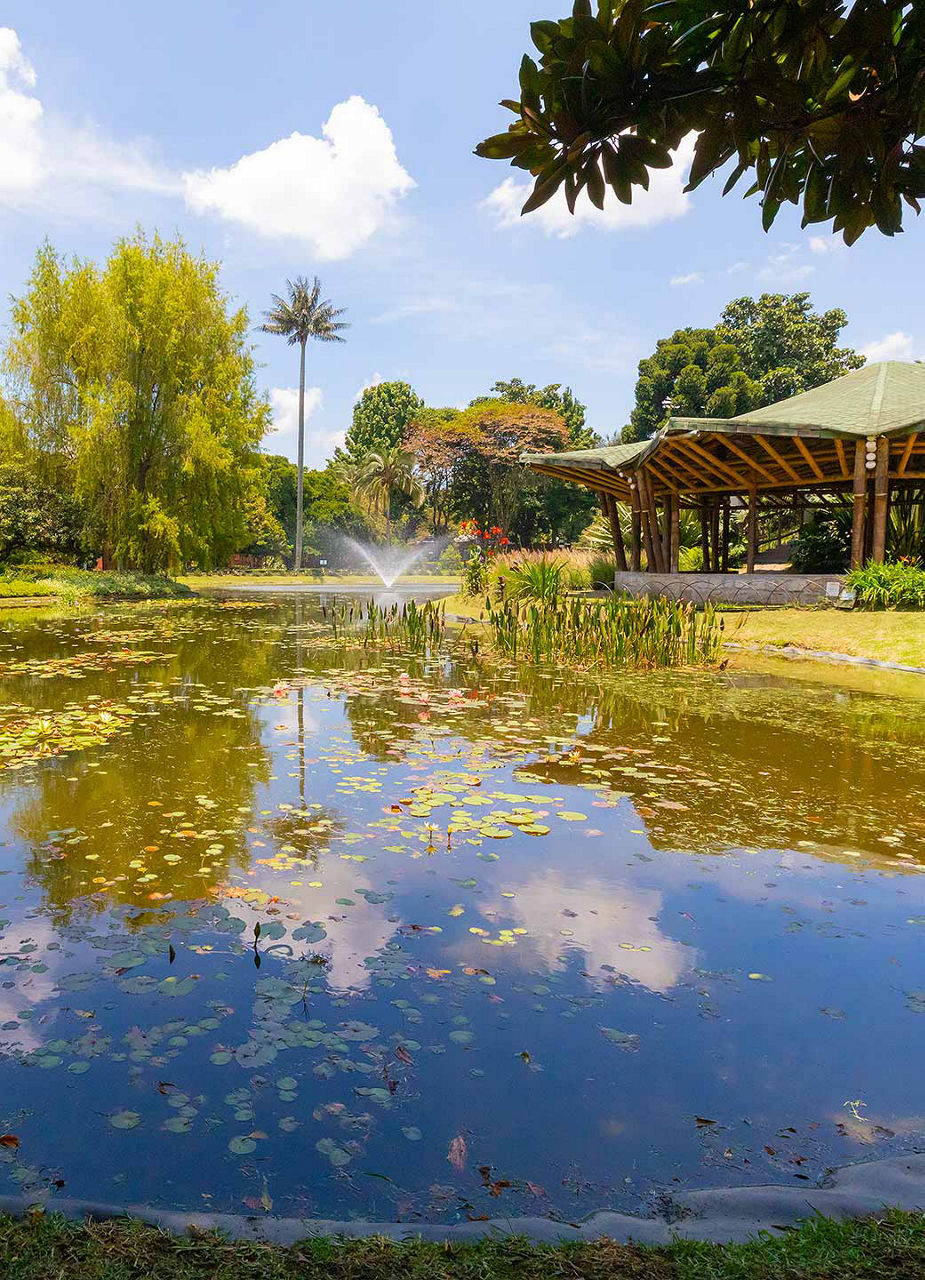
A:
0;594;923;1223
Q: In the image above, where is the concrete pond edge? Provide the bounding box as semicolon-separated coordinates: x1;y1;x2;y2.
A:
1;1154;924;1247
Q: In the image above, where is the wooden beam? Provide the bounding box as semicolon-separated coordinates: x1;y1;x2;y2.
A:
794;436;825;481
898;432;918;477
850;440;867;569
872;436;890;562
746;488;758;573
715;434;778;486
679;438;752;489
755;435;803;483
834;438;849;480
655;444;715;491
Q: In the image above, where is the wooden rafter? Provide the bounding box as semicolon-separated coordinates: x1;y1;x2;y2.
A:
680;438;751;488
755;435;803;483
898;432;919;476
834;438;849;479
713;434;777;485
794;436;825;480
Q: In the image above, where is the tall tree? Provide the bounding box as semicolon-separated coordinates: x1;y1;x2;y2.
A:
261;277;347;569
353;446;424;543
405;408;478;534
623;292;863;442
477;0;925;244
7;234;268;571
345;381;423;460
484;378;595;447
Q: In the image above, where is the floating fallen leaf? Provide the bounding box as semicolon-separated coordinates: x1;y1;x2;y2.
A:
447;1134;467;1172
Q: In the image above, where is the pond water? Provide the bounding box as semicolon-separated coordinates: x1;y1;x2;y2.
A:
1;592;924;1224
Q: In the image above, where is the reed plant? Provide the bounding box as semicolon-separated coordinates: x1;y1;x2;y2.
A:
486;594;722;669
320;599;446;654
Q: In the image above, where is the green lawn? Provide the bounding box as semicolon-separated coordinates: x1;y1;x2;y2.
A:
1;1211;923;1279
724;607;925;667
0;569;193;604
181;573;460;590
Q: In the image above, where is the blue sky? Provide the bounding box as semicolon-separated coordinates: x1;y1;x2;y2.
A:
0;2;921;465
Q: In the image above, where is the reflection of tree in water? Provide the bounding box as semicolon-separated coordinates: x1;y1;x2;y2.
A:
11;613;290;919
510;667;925;862
339;655;925;863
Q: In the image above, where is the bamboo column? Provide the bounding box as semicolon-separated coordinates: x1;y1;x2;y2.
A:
660;494;673;571
850;440;867;568
721;500;730;573
746;488;758;574
639;471;666;572
603;493;628;572
699;501;711;572
629;481;642;572
670;499;680;574
710;502;720;573
872;437;890;562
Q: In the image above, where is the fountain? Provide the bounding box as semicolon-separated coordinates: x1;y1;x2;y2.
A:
340;536;449;589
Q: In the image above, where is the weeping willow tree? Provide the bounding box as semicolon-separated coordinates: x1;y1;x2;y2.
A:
5;233;269;572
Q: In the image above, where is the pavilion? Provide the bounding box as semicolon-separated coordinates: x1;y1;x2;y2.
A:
522;361;925;579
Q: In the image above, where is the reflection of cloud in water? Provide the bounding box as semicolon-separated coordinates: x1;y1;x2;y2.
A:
482;872;689;993
0;918;62;1052
278;858;398;993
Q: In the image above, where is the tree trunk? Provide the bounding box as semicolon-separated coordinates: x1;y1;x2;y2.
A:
295;340;306;571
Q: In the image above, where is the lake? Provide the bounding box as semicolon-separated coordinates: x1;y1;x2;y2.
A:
0;591;924;1224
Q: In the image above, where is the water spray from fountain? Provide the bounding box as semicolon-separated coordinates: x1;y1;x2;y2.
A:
340;535;451;589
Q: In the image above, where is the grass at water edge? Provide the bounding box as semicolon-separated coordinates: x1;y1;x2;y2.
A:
1;1211;924;1279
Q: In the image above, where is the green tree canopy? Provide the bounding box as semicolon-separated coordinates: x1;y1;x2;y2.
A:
345;381;423;460
6;233;268;572
476;0;925;244
480;378;595;447
623;292;864;442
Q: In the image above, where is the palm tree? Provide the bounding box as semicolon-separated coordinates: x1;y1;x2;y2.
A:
353;446;424;543
261;277;348;569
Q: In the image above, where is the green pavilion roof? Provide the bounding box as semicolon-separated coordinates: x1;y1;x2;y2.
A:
668;361;925;440
520;438;652;472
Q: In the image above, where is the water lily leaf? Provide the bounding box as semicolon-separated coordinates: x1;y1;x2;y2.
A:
600;1027;640;1052
228;1136;257;1155
108;1110;141;1130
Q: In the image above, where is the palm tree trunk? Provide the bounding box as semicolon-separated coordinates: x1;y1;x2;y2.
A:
295;339;306;571
385;485;392;544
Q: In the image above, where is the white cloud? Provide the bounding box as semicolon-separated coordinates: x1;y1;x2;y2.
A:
758;245;814;285
354;372;384;403
727;261;750;274
184;96;415;259
670;271;702;287
0;27;175;208
482;135;695;238
0;28;44;194
861;331;915;362
267;385;343;467
809;234;846;254
372;296;461;324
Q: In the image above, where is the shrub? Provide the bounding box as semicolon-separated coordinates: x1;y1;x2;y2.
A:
845;560;925;609
506;556;567;604
463;551;488;597
790;514;851;573
588;556;616;588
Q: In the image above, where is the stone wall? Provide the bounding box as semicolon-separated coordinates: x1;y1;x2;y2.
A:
613;571;845;606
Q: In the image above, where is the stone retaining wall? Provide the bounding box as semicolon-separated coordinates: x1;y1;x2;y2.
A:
614;571;844;607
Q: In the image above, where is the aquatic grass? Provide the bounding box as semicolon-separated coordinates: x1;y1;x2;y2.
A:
486;595;722;669
318;599;447;656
